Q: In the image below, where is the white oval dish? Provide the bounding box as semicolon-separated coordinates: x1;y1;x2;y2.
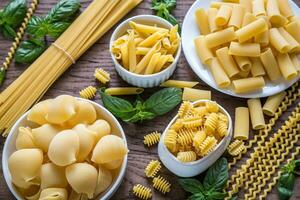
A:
110;15;181;88
158;100;232;177
2;98;127;200
182;0;300;98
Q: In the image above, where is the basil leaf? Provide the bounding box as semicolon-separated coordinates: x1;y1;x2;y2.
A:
144;87;182;116
99;89;136;121
203;158;228;191
125;111;156;123
27;16;49;38
278;186;293;200
1;23;16;39
2;0;27;27
207;191;227;200
47;21;71;38
187;193;206;200
46;0;81;23
178;179;204;194
0;68;6;86
15;39;46;64
279;173;295;190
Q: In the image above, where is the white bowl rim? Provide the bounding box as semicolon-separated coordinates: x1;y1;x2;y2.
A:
110;14;182;78
2;98;128;200
160;99;233;166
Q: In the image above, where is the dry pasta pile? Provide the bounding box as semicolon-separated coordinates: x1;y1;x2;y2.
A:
164;101;229;163
194;0;300;94
8;95;128;199
0;0;142;136
112;22;180;75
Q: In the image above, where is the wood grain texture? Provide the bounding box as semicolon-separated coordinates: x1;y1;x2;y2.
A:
0;0;299;199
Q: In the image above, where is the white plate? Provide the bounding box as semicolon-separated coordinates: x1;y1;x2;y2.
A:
182;0;300;98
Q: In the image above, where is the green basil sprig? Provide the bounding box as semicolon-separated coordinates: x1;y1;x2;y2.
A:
277;160;300;200
179;158;229;200
0;0;27;39
99;87;182;123
15;0;81;64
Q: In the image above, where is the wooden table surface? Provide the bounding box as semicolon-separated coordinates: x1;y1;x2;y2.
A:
0;0;300;199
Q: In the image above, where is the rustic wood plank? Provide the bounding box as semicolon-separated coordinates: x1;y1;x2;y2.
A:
0;0;299;199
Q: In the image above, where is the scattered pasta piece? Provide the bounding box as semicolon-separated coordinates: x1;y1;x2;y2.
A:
177;151;197;163
143;131;161;147
152;176;171;194
105;87;144;96
227;139;245;156
182;87;211;101
160;80;199;88
94;68;110;84
145;160;161;178
132;184;152;200
79;86;97;100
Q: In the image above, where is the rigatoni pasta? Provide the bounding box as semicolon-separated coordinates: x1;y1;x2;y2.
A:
195;8;210;35
234;107;249;140
232;77;265;93
247;98;265;130
182;88;211;101
262;91;287;116
216;47;240;78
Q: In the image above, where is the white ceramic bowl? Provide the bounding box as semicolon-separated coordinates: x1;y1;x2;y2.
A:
110;15;181;88
182;0;300;98
158;100;232;177
2;98;128;200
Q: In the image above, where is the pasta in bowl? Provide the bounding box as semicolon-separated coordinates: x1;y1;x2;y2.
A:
110;15;181;88
158;100;232;177
2;95;128;200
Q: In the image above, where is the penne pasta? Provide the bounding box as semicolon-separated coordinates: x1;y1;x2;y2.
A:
162;37;171;49
229;42;260;57
234;107;249;140
128;31;137;72
170;24;179;43
205;27;236;48
129;21;168;34
250;57;266;77
269;28;291;53
247;98;265;130
195;8;210;35
209;57;231;88
232;77;265;93
138;31;165;47
145;52;161;75
182;88;211;101
136;47;151;55
234;56;252;71
216;47;240;78
120;42;129;70
160;80;199;88
105;87;144;96
236;18;268;43
194;36;214;65
154;55;171;73
259;48;282;81
276;53;298;80
263;91;287;116
215;5;232;26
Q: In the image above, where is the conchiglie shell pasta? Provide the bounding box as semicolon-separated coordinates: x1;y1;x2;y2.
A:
15;127;36;150
66;163;98;199
40;163;68;189
8;149;43;189
66;100;97;127
91;135;128;164
69;190;89;200
95;166;113;196
39;188;68;200
27;99;52;125
102;159;123;170
46;95;77;124
73;124;96;162
87;120;111;141
48;130;79;166
32;124;62;152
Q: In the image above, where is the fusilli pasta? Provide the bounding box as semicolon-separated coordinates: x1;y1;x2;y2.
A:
143;131;161;147
152;176;171;194
94;68;110;84
145;160;161;178
132;184;152;200
79;86;97;99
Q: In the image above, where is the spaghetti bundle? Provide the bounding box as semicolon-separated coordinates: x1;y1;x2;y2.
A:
0;0;142;136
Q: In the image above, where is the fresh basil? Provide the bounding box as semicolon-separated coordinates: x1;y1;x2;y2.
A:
144;87;182;116
46;0;81;23
15;39;46;64
27;16;49;38
179;158;229;200
0;0;27;39
99;87;182;123
0;67;6;85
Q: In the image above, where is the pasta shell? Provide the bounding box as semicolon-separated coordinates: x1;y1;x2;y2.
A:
91;135;128;164
32;124;62;152
39;188;68;200
94;166;113;196
8;149;43;189
87;119;111;141
15;127;36;150
69;190;89;200
66;163;98;199
102;159;123;170
73;124;96;162
46;95;77;124
40;163;68;189
24;186;41;200
48;130;79;166
66;100;97;127
27;99;52;125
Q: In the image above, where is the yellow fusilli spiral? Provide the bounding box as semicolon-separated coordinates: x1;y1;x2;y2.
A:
79;86;97;99
204;113;219;134
153;176;171;194
94;68;110;84
217;121;228;137
145;160;161;178
132;184;152;200
199;136;217;156
206;101;219;113
227;140;245;156
177;151;197;163
177;130;195;147
2;0;39;71
143;131;161;147
178;101;193;118
170;119;183;131
192;106;207;117
193;131;206;149
164;130;178;153
218;113;228;124
182;116;203;129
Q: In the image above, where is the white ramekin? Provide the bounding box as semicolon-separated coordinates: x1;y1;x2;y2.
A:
2;98;128;200
110;15;181;88
158;100;233;177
